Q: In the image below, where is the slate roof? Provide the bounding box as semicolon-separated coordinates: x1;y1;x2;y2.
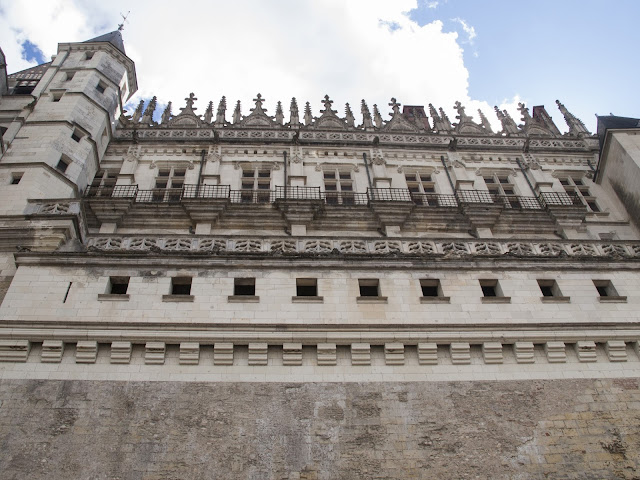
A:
84;30;126;55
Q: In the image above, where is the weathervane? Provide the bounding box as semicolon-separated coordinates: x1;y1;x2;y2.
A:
118;11;130;31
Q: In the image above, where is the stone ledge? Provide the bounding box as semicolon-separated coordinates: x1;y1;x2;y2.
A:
356;296;388;304
420;296;451;304
541;296;571;303
228;295;260;303
97;293;130;301
481;296;511;304
162;294;194;302
291;296;324;303
598;296;627;303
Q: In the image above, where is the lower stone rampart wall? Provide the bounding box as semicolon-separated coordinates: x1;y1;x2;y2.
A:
0;378;638;479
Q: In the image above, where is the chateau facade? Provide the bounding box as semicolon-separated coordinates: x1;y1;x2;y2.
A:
0;31;639;478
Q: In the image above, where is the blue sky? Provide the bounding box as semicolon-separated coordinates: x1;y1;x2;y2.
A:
1;0;638;132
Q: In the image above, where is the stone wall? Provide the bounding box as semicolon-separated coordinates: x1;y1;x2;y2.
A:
0;378;638;479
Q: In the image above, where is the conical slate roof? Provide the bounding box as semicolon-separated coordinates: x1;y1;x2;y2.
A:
83;30;126;54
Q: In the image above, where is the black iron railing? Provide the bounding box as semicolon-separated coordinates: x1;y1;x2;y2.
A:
229;189;274;204
275;186;322;200
324;191;369;206
182;184;230;199
538;191;584;207
85;185;138;198
410;193;458;208
85;184;582;213
368;188;413;202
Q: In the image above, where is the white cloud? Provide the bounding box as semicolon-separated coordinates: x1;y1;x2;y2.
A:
451;17;476;44
0;0;504;128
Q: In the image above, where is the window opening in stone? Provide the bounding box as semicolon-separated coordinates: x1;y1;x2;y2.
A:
537;279;560;297
420;279;441;297
71;129;83;142
324;169;354;205
65;71;75;81
234;278;256;296
558;177;600;212
96;81;106;94
359;279;380;297
479;279;501;297
85;51;94;60
109;277;129;295
296;278;318;297
56;157;70;173
10;173;23;185
171;277;192;295
593;280;617;297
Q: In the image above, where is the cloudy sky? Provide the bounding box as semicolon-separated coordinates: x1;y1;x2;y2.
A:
1;0;638;132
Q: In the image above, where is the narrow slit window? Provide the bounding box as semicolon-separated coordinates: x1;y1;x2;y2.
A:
56;157;70;173
96;81;107;94
10;173;23;185
479;279;500;297
593;280;617;297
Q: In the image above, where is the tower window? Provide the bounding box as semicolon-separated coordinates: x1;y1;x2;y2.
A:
96;81;107;94
65;71;75;81
85;51;94;60
558;177;600;212
71;129;83;142
56;156;70;173
10;173;23;185
51;91;64;102
593;280;617;298
480;279;502;297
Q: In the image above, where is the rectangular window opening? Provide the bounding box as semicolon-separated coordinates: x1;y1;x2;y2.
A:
56;157;70;173
109;276;129;295
537;279;559;297
420;279;441;297
296;278;318;297
234;278;256;296
358;279;380;297
10;173;23;185
96;81;107;94
171;277;192;295
593;280;617;297
479;279;501;297
85;51;94;60
71;129;83;142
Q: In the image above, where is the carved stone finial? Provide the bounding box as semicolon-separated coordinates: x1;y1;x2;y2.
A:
439;107;452;130
161;102;172;124
204;101;214;124
141;96;157;125
518;102;532;126
360;100;373;129
373;104;383;128
184;93;197;111
556;99;590;136
389;97;401;116
289;97;300;127
494;106;519;135
132;99;144;123
215;96;227;127
320;95;336;115
275;101;284;125
345;103;355;128
453;101;472;123
251;93;266;113
233;100;242;124
477;109;493;133
304;102;313;126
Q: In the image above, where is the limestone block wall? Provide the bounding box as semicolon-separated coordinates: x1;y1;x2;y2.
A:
1;264;638;328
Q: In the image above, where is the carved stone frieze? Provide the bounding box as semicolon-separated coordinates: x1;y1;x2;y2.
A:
84;235;640;262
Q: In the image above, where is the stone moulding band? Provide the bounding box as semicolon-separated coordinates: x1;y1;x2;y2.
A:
82;236;640;261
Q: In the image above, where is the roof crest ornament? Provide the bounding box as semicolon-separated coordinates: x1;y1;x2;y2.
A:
204;101;214;124
275;101;284;126
439;107;453;131
289;98;300;127
181;93;198;116
304;102;313;126
556;100;590;137
215;96;227;127
360;100;374;130
160;102;172;124
233;101;242;124
373;104;383;128
345;103;355;128
239;93;275;127
452;101;484;135
132;99;144;123
477;109;493;133
494;106;520;135
141;96;157;125
315;95;346;130
382;98;419;132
